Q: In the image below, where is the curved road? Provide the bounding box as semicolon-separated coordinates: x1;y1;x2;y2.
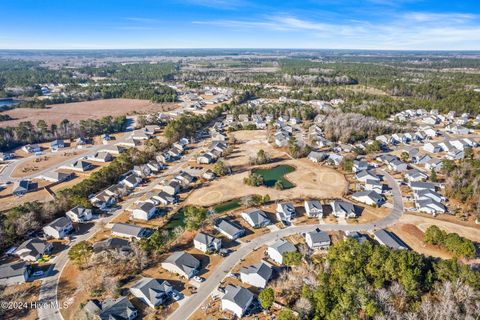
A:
168;168;403;320
37;142;205;320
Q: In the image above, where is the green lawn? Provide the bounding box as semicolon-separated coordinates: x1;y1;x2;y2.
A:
253;165;295;189
213;199;241;213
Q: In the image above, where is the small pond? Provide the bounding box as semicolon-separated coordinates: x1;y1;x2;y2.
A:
253;165;295;189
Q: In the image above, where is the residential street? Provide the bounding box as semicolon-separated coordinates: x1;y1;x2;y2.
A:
168;169;404;320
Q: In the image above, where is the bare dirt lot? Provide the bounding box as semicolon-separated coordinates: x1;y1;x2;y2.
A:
0;99;176;127
186;158;347;207
398;214;480;242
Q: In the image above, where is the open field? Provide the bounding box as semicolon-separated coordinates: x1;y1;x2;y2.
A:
390;223;452;259
398;214;480;242
0;99;177;127
186;158;347;207
11;150;88;178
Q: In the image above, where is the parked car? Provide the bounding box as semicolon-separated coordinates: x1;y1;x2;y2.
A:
172;291;184;301
193;276;205;283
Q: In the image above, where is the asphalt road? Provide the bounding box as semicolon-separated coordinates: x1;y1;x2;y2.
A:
37;143;204;320
168;169;404;320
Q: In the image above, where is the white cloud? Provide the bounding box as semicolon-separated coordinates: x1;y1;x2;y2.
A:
194;11;480;49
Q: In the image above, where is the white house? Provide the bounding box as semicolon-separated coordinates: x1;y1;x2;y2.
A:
331;200;357;218
221;285;254;318
404;169;428;182
275;202;296;223
193;232;222;253
240;261;273;288
214;219;245;240
132;202;157;221
304;229;331;250
43;217;74;239
66;206;93;223
304;200;323;217
241;208;270;228
423;143;441;153
352;190;384;206
267;240;296;265
161;251;201;279
129;278;173;308
15;238;52;262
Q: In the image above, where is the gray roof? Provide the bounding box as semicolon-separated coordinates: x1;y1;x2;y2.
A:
194;232;220;246
352;190;383;203
16;238;49;258
130;277;172;307
242;208;270;226
85;297;137;320
240;261;272;281
305;200;322;212
222;285;254;310
46;217;71;231
138;202;155;213
409;181;435;190
306;229;330;245
93;238;131;253
12;179;29;193
332;200;356;214
68;206;92;217
269;239;296;255
41;171;72;181
112;223;146;237
0;261;28;279
374;229;408;250
215;219;244;238
164;251;200;276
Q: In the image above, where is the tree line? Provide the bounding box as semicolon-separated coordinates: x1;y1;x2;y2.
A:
0;115;127;152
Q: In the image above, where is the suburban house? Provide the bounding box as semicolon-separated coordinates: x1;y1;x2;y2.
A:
197;152;216;164
387;159;408;172
276;202;296;223
331;200;357;218
0;152;14;161
221;284;255;318
50;139;65;151
133;164;152;178
352;190;384;206
409;181;436;192
193;232;222;253
84;297;137;320
365;179;383;194
414;189;445;203
404;169;428;182
111;223;151;240
307;151;328;163
38;171;74;183
22;144;41;154
416;198;447;214
43;217;74;239
146;160;162;173
374;229;408;250
304;200;323;217
446;149;464;160
423;143;441;153
175;171;195;187
66;206;93;223
15;238;52;262
100;145;126;155
304;229;331;250
90;190;118;210
240;261;273;288
132;202;157;221
152;191;176;205
214;219;245;240
267;240;297;265
129;277;173;308
352;160;369;173
120;173;142;189
0;261;31;285
161;251;201;279
425;158;443;172
355;170;380;183
61;160;93;172
12;179;31;196
93;238;131;254
241;208;271;228
88;151;113;163
161;179;181;196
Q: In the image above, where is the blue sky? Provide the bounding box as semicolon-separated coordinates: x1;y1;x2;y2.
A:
1;0;479;50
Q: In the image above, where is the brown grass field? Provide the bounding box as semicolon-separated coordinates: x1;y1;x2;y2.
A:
0;99;177;127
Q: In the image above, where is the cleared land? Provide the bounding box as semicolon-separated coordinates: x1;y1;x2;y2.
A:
186;158;346;207
0;99;176;127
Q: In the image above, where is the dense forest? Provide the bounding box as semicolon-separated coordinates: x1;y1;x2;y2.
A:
0;115;127;152
443;157;480;213
268;239;479;319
